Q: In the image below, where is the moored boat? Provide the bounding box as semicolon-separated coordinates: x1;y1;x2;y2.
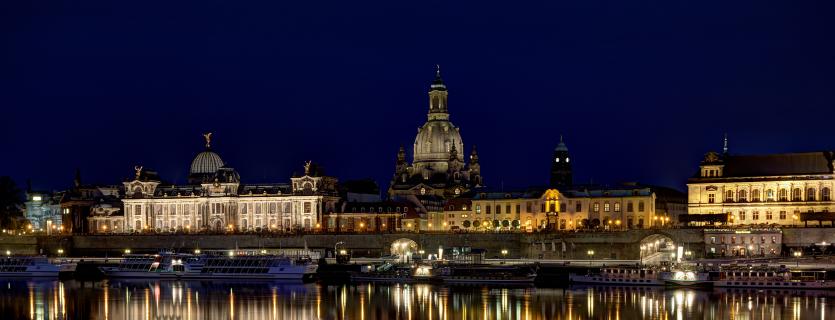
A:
660;269;712;287
709;266;835;289
351;262;438;283
0;256;60;277
436;264;537;285
100;250;317;281
569;266;664;286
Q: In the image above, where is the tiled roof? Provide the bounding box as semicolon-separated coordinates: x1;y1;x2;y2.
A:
722;152;833;177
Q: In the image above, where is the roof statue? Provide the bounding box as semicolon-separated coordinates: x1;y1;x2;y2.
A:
203;132;213;149
704;151;721;163
304;160;312;175
134;165;143;180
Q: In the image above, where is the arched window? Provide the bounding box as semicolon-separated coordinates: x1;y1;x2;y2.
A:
751;189;761;202
778;189;788;202
725;190;734;202
793;188;802;201
823;188;831;201
766;189;775;201
738;190;747;202
807;188;816;201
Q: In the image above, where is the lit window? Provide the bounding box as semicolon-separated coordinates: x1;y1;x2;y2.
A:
807;188;817;201
32;196;42;201
555;158;560;163
566;158;570;163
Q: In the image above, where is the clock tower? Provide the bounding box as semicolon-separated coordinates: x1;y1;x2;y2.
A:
550;135;572;188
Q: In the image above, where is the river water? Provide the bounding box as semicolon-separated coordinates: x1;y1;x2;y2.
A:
0;279;832;319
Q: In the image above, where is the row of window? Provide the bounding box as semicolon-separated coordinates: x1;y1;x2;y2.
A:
131;217;313;230
471;201;647;214
592;201;645;213
350;207;409;213
713;187;832;203
733;209;829;221
127;202;315;216
709;235;779;244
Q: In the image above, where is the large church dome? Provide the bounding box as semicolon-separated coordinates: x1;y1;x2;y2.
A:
190;150;224;174
413;66;464;163
413;121;464;163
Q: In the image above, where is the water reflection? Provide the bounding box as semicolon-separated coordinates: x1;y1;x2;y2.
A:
1;280;834;319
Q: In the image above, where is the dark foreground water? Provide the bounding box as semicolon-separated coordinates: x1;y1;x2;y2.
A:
1;280;833;319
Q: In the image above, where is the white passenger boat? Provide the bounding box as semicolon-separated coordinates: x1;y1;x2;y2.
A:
660;270;712;287
569;267;664;286
0;256;60;277
709;266;835;289
100;251;317;281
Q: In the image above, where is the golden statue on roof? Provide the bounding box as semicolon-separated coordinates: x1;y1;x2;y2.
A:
203;132;213;148
304;160;312;175
134;165;143;179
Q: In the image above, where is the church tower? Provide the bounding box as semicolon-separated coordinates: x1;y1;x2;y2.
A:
428;65;449;120
550;136;572;188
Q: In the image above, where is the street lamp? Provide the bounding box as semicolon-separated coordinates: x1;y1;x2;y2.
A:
639;245;645;265
587;250;595;266
793;251;802;267
124;249;131;254
501;249;508;264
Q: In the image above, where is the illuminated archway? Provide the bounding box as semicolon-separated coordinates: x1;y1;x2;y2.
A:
639;234;677;265
391;238;419;261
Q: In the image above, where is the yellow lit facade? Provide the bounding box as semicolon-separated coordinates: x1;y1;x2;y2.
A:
431;187;680;231
687;150;835;226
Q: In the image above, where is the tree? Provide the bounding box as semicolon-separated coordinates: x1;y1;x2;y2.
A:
462;220;471;228
0;177;24;229
511;220;520;228
501;220;510;228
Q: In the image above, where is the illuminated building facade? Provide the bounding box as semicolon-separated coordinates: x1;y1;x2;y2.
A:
432;185;683;232
687;141;835;226
99;135;340;234
23;189;62;232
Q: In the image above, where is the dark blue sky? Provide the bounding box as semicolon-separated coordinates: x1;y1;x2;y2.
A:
2;1;834;192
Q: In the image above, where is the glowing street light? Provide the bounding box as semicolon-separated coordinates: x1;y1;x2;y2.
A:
793;251;802;267
587;250;595;266
124;249;131;254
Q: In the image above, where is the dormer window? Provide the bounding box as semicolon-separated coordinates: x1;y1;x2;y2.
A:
555;158;560;163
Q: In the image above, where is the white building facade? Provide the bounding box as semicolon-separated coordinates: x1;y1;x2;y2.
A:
107;135;340;234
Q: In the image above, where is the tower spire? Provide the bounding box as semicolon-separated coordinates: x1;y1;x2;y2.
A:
723;133;728;154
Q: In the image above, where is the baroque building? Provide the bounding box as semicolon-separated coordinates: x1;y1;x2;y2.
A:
106;134;340;234
434;184;684;232
687;141;835;226
389;67;483;199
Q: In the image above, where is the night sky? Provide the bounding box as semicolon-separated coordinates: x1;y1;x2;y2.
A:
2;1;834;193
